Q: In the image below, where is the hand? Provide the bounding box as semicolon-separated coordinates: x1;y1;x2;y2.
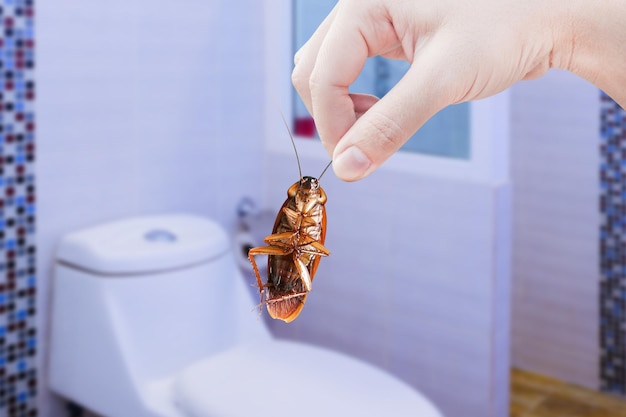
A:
292;0;626;181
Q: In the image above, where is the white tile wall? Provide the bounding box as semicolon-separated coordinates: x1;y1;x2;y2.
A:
510;70;600;389
265;151;511;417
37;1;265;416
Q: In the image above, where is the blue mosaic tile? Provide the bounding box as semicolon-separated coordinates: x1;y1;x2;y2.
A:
0;0;35;412
600;92;626;396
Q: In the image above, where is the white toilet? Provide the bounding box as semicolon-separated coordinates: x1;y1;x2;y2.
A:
48;214;443;417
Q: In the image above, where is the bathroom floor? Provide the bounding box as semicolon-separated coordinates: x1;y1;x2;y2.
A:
511;368;626;416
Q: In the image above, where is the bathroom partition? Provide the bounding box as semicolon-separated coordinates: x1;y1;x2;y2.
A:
262;2;512;416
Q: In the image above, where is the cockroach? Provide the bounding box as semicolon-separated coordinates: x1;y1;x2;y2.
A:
247;115;331;323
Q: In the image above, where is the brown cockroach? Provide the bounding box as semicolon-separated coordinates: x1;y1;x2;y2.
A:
247;116;331;323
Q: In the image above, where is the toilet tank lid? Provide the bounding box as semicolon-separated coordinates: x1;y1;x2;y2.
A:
56;214;230;275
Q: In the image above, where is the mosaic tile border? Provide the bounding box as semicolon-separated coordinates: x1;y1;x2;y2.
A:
600;92;626;396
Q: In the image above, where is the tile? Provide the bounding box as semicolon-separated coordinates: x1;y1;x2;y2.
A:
511;72;601;392
599;93;626;395
389;272;493;335
0;0;38;415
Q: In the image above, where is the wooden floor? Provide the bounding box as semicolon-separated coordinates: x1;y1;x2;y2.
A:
511;368;626;417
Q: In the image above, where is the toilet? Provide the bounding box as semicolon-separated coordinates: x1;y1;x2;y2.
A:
48;214;443;417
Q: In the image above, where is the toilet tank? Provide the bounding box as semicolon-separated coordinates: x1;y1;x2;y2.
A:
50;214;270;387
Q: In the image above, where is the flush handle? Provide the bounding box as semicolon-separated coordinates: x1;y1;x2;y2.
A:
144;229;177;243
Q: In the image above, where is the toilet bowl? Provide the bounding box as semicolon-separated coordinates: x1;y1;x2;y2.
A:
48;214;443;417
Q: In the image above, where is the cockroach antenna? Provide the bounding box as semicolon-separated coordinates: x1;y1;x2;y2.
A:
278;110;303;180
318;160;332;181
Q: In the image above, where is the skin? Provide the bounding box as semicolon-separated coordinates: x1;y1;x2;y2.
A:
292;0;626;181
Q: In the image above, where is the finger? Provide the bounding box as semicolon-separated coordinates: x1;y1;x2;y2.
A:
309;10;370;155
292;4;340;117
332;37;456;181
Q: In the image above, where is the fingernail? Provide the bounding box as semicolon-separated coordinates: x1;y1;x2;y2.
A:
334;146;371;181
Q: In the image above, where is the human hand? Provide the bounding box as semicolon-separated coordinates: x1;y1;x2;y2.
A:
292;0;626;181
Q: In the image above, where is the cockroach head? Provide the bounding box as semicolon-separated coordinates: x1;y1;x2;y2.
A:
300;176;320;190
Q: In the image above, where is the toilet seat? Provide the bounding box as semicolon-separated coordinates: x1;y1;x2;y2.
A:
174;340;441;417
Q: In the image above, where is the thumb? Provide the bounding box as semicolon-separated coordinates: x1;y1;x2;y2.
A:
332;38;457;181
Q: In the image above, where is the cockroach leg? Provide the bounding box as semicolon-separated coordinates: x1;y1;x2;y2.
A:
248;245;289;293
264;231;297;247
254;291;305;312
265;291;308;304
294;256;312;291
301;216;318;227
299;240;330;257
282;207;301;228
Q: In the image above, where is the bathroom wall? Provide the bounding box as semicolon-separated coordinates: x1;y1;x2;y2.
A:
510;71;600;388
264;153;511;417
37;1;265;416
0;0;37;415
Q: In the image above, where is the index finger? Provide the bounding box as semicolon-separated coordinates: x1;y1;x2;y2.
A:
309;11;369;155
